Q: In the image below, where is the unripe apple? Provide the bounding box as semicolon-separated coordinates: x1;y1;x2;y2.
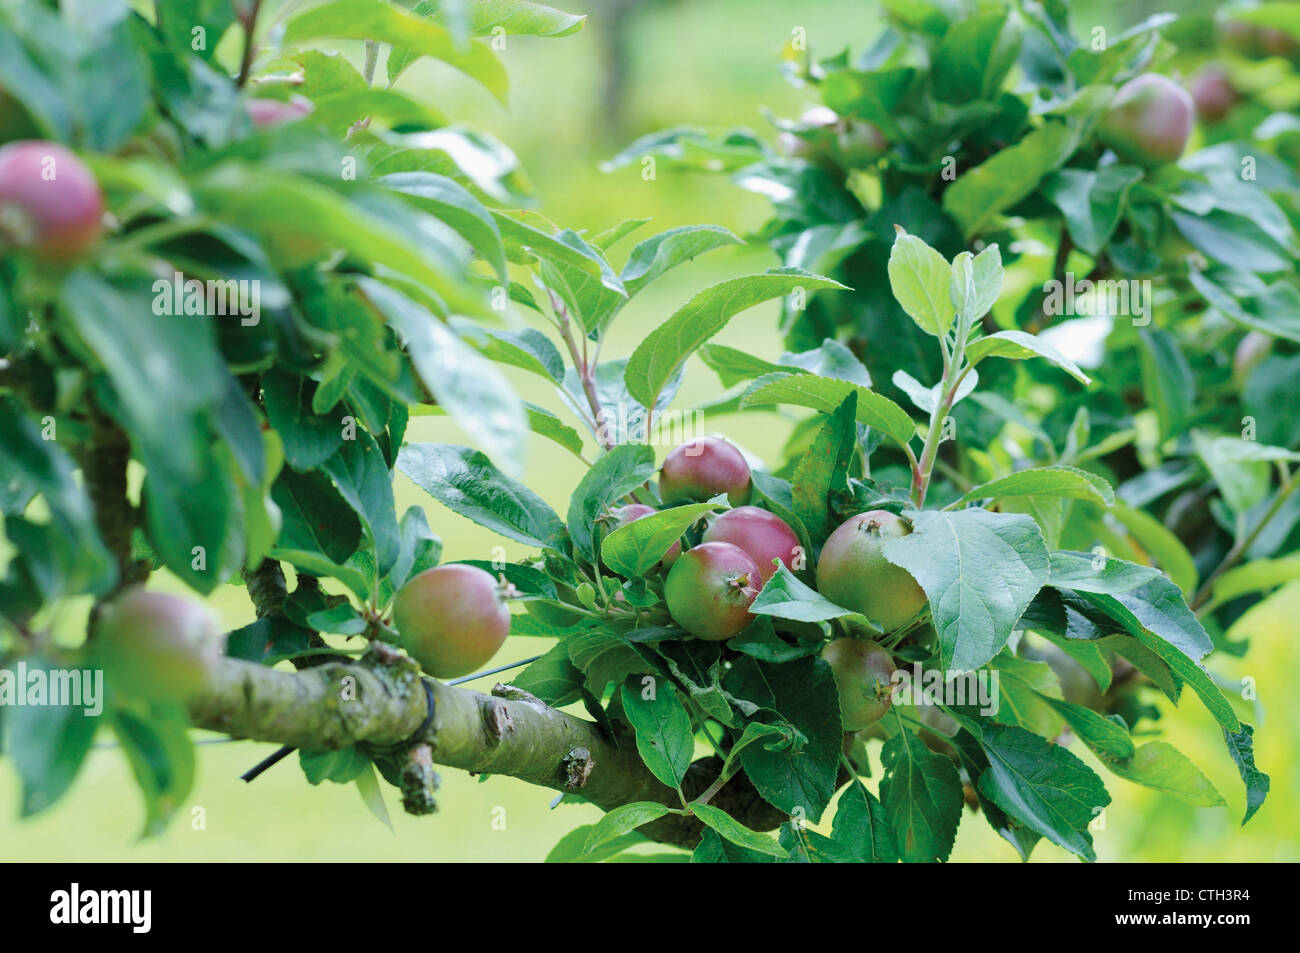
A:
822;637;896;730
94;587;224;701
816;510;927;632
1098;74;1194;166
1189;66;1240;123
659;437;752;506
664;541;760;641
701;505;800;583
609;503;680;568
835;119;888;165
393;564;509;678
246;95;314;128
0;141;104;260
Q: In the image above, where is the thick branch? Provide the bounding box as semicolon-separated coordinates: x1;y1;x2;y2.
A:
188;656;782;850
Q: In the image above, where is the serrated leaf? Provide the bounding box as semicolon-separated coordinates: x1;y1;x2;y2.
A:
583;802;676;854
792;392;857;544
620;678;695;790
878;727;964;862
965;330;1091;384
951;466;1114;508
690;803;787;858
567;443;656;563
601;502;722;576
887;227;954;337
397;443;566;549
884;509;1050;673
831;781;899;863
625;269;848;412
749;564;876;628
740;372;916;450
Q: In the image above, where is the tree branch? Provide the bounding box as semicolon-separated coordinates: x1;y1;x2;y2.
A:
188;655;782;850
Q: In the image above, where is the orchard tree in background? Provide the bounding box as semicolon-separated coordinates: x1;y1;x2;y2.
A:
0;0;1285;862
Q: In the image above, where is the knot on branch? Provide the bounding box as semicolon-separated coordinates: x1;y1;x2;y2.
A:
399;744;440;816
481;697;514;742
562;747;594;791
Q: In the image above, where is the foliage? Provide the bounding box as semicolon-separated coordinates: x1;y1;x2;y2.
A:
0;0;1292;863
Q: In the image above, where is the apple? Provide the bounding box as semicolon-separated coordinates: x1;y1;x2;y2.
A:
664;541;760;641
393;565;510;679
701;505;800;583
0;140;104;260
816;510;927;631
659;437;752;506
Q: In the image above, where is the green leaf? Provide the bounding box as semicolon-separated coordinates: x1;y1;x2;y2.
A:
887;227;953;337
622;224;744;299
1107;500;1197;597
451;320;566;383
883;509;1050;673
779;822;862;863
1205;555;1300;612
113;704;196;838
601;503;722;577
380;171;506;279
1223;724;1270;825
271;467;363;567
749;564;875;628
194;168;486;320
1137;328;1194;443
523;403;586;460
966;720;1110;862
567;444;656;563
943;122;1078;239
1041;166;1143;256
1193;432;1300;516
397;443;566;549
931;13;1022;104
691;828;779;863
546;825;646;863
322;431;400;574
388;506;443;593
831;781;899;863
300;746;370;785
965;330;1091;385
493;210;625;294
949;244;1003;328
5;671;99;816
951;466;1114;508
625;268;848;412
514;642;585;707
792;392;858;544
361;279;527;477
877;727;964;862
740;372;916;450
690;803;787;858
724;656;842;821
583;802;676;855
286;0;508;102
620;678;695;790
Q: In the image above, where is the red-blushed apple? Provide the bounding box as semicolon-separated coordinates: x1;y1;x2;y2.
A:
393;564;509;678
94;587;224;701
701;505;800;583
816;510;927;631
1098;74;1193;166
664;541;760;641
1189;66;1240;123
659;437;752;506
0;140;104;260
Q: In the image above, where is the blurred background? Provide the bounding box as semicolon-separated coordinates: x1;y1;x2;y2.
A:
6;0;1297;863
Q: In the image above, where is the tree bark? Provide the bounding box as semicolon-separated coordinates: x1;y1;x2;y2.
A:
187;655;782;850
